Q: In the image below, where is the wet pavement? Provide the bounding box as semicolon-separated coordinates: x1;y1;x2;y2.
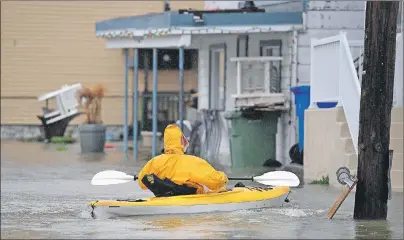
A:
1;141;403;239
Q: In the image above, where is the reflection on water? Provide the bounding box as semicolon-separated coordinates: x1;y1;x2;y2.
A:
1;141;403;239
355;220;392;239
77;152;108;163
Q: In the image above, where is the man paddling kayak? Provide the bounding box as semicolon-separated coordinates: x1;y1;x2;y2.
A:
137;124;229;197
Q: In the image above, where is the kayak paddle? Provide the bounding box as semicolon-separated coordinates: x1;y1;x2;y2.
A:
91;170;300;187
228;171;300;187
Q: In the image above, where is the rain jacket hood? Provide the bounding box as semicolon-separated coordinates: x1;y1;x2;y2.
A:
137;125;228;194
163;125;185;155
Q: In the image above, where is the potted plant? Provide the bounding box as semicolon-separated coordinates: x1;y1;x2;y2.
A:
76;84;106;153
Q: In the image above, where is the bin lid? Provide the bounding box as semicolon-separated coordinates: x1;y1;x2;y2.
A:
223;111;242;119
290;85;310;94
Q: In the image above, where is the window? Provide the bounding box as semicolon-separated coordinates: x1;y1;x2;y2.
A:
209;44;226;110
260;40;282;93
136;49;198;70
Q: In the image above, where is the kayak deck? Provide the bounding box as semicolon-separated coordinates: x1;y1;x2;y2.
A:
89;186;291;218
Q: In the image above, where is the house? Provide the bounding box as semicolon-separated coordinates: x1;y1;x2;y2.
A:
202;1;403;192
94;1;390;165
0;1;202;140
93;1;307;162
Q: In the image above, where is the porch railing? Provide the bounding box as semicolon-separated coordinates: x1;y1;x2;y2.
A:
310;32;404;156
310;33;361;155
352;33;403;107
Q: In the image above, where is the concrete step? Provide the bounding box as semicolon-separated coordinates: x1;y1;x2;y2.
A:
391;138;404;154
336;107;403;123
339;122;350;138
336;107;347;123
339;121;403;139
342;137;403;154
342;137;356;154
391;108;403;123
390;123;404;139
344;153;358;170
344;152;403;172
391;170;403;192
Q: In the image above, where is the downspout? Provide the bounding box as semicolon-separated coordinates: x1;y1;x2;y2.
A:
301;0;308;31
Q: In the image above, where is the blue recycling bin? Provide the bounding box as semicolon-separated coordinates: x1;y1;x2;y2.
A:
290;85;311;152
290;85;338;152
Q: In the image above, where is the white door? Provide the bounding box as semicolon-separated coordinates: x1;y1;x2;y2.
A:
209;46;226;110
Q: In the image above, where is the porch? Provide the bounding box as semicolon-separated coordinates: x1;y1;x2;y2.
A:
95;6;305;161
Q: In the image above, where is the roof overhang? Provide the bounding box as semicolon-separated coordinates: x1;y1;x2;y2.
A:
105;34;192;49
97;24;303;40
95;11;303;40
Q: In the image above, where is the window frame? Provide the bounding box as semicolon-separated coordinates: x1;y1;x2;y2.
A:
208;43;227;110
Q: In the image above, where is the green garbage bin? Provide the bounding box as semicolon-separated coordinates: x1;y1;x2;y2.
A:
225;110;281;168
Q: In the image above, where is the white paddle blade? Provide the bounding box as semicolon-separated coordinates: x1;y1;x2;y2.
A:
253;171;300;187
91;170;135;186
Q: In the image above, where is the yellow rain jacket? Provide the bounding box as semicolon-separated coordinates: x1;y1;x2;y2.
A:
138;124;228;194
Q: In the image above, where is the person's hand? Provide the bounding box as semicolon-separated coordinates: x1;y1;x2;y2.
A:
207;186;228;194
217;186;228;193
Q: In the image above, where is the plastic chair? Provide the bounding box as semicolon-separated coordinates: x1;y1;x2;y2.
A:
37;83;82;124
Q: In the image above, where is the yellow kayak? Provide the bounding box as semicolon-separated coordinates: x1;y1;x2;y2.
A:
89;186;290;218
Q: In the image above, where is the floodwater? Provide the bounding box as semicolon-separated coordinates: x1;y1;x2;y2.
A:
1;141;403;239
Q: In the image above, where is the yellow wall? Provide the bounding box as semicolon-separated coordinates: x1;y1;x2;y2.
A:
1;1;201;124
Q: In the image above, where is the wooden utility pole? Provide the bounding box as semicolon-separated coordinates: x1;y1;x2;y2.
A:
354;1;399;220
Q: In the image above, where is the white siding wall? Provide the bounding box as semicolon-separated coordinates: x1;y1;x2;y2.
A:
191;34;238;110
191;34;238;167
297;1;366;85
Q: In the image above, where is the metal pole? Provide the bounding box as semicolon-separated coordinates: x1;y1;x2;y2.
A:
133;48;139;160
179;47;184;132
123;48;129;153
152;48;158;157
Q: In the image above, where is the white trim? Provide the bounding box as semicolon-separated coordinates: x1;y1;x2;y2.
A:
96;24;303;39
230;56;284;62
311;35;342;47
105;35;192;49
347;40;364;47
236;61;241;95
231;92;286;98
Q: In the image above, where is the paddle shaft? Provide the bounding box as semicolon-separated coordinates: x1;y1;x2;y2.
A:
91;170;300;186
133;176;254;181
228;177;254;181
